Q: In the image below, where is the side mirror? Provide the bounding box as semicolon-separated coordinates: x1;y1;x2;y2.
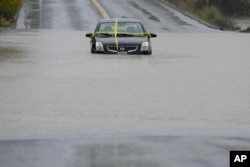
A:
149;33;157;38
86;33;93;38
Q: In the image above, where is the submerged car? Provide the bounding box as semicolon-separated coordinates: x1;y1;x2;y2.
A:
85;18;157;55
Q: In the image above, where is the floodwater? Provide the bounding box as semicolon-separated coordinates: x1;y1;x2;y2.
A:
2;0;250;166
1;29;249;138
0;29;250;166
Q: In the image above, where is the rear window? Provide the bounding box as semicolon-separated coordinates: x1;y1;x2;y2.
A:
98;22;144;34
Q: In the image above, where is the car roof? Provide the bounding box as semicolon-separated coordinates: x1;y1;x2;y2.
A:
98;18;142;23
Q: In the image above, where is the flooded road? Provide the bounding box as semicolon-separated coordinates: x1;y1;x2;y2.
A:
1;0;250;166
0;29;250;166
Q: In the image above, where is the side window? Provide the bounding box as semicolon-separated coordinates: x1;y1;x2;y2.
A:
136;23;144;33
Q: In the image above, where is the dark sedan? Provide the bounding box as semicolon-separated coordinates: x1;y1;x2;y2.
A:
85;18;157;55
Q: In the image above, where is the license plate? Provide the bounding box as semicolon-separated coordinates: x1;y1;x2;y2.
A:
118;51;127;55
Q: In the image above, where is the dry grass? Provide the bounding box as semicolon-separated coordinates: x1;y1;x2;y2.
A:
0;15;13;26
166;0;239;30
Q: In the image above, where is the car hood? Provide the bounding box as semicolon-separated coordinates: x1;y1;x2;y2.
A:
96;36;148;45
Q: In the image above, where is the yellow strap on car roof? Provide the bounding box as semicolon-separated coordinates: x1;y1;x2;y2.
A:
94;32;150;35
114;18;119;53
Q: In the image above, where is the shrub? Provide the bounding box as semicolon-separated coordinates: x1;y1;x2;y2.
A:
0;0;22;26
216;0;250;16
0;0;22;15
203;6;219;21
166;0;242;30
184;0;197;8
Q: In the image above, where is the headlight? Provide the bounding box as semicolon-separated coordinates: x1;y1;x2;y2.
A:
141;42;150;51
96;42;104;51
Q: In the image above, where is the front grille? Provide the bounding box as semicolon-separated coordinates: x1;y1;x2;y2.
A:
107;46;138;53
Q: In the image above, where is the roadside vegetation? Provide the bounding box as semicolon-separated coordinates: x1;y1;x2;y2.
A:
0;0;22;27
166;0;250;31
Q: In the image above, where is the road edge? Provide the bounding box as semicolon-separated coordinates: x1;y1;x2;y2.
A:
157;0;221;30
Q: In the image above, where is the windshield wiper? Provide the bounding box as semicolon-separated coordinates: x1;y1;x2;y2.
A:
97;33;114;37
117;33;143;37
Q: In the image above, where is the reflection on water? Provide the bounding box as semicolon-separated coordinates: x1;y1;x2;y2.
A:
0;47;26;62
78;143;155;167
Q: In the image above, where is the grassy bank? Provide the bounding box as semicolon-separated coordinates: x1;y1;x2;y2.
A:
0;0;22;27
165;0;250;30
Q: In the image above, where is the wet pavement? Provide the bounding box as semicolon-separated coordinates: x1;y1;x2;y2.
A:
16;0;101;30
1;136;250;167
16;0;219;32
98;0;218;32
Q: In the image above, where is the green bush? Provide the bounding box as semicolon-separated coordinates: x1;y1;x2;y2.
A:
0;0;22;26
204;6;218;20
184;0;197;8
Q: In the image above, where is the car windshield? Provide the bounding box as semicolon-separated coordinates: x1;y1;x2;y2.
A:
96;22;146;37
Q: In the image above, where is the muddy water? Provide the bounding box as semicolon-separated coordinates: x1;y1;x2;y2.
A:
1;29;250;139
0;29;250;166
